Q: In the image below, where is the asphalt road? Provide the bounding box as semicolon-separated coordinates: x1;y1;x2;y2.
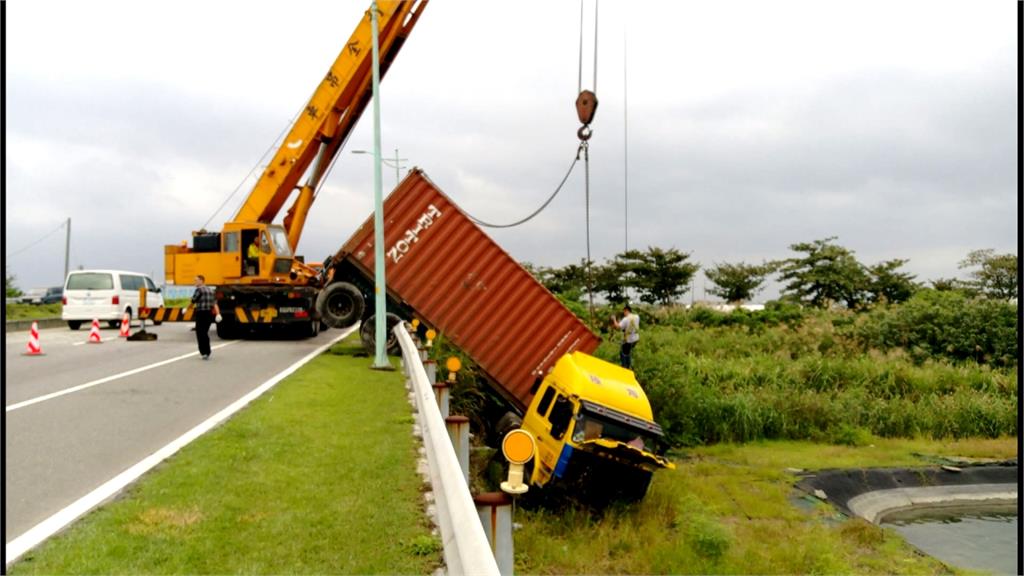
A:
4;321;349;543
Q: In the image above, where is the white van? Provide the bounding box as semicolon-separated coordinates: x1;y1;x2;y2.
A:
62;270;165;330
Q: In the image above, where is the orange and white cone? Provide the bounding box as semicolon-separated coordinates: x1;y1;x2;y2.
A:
88;318;103;343
23;321;45;356
119;312;131;337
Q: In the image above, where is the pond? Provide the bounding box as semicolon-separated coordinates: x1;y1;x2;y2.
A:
881;503;1018;575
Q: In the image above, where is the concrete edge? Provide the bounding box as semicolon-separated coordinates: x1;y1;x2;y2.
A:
4;318;65;332
847;483;1018;524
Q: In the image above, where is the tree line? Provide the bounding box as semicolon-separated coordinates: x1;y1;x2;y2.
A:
525;237;1017;308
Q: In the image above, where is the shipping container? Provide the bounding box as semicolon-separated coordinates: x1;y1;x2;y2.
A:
335;168;601;412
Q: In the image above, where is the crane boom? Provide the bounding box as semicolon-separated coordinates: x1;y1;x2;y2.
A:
165;0;426;292
236;0;426;251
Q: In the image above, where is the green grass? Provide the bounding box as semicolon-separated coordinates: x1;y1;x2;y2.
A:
4;303;61;320
514;436;1017;574
9;336;441;575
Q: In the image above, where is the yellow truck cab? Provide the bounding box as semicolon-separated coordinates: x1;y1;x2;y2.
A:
520;351;674;502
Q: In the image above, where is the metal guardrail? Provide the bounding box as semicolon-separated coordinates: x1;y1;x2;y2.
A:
393;323;500;576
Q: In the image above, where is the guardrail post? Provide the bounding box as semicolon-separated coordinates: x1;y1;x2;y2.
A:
473;492;515;576
445;415;471;484
418;345;429;363
424;359;437;385
433;381;450;419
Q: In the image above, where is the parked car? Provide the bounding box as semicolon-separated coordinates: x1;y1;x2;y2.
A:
61;270;165;330
40;286;64;305
17;287;48;304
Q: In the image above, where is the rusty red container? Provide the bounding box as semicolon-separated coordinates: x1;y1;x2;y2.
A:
338;168;600;412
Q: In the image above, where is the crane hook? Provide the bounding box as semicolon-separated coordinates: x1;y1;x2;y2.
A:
576;90;598;141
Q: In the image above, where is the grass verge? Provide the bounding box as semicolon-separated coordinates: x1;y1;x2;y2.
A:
513;436;1016;574
8;336;441;575
4;303;61;321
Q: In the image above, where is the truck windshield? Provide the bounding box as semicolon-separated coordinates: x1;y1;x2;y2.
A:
571;412;659;452
268;228;293;257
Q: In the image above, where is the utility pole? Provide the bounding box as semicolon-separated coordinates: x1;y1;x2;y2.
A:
64;217;71;282
370;1;392;370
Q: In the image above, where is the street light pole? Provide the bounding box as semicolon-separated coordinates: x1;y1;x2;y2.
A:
370;1;391;370
353;148;408;189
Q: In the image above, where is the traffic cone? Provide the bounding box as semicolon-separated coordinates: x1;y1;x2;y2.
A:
88;318;103;343
119;312;131;337
23;321;45;356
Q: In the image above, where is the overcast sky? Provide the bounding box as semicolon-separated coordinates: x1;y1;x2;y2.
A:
5;0;1018;302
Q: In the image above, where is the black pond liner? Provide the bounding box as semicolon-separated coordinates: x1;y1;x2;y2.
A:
793;460;1018;519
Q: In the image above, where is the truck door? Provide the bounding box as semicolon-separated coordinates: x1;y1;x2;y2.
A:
222;231;242;280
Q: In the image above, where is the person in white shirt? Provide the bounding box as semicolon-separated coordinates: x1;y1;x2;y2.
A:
612;304;640;369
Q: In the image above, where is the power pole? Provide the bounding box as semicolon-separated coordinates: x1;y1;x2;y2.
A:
64;217;71;282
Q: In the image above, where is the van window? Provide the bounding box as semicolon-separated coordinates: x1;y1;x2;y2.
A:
67;273;114;290
145;277;158;290
223;231;239;253
548;395;573;440
536;386;556;417
120;275;143;290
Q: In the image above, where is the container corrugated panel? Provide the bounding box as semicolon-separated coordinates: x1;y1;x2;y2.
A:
338;168;601;412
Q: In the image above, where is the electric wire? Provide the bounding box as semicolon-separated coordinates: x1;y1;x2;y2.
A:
6;220;67;259
463;151;581;229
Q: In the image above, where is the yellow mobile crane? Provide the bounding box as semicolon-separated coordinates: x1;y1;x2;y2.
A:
161;0;426;338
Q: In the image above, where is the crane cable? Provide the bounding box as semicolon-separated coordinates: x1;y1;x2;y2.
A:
579;0;599;322
464;151;581;229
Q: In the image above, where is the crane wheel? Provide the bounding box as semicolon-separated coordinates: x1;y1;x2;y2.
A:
317;282;365;328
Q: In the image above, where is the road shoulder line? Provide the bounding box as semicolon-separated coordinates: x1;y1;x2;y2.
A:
4;326;357;566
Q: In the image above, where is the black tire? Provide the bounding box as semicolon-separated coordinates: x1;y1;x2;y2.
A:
107;320;120;329
68;321;82;330
317;282;365;328
360;313;403;355
216;320;239;340
495;412;524;440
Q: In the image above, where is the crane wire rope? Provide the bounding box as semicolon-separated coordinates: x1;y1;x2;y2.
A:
462;151;580;229
200;81;322;232
581;0;598;322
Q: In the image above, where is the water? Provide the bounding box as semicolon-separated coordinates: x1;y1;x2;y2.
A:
881;504;1018;575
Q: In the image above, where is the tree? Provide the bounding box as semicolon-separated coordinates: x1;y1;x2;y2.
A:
958;249;1018;301
532;260;592;303
616;247;699;305
593;259;630;305
5;271;22;298
705;261;778;304
778;237;868;309
865;259;919;304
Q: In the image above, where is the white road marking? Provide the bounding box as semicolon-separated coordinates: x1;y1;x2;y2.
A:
6;342;241;412
4;325;358;566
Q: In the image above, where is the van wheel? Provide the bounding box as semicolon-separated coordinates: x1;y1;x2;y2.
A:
68;321;82;330
107;320;120;329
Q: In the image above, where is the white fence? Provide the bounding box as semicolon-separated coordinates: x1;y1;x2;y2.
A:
394;323;500;576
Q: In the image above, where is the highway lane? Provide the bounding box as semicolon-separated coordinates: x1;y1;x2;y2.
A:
4;322;350;543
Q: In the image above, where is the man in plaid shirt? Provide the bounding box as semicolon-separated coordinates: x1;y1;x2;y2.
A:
191;275;221;360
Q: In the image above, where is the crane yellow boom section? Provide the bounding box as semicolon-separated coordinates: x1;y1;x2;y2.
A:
234;0;425;250
166;0;426;289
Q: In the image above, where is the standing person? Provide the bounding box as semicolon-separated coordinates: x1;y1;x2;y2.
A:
612;304;640;369
191;275;221;360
